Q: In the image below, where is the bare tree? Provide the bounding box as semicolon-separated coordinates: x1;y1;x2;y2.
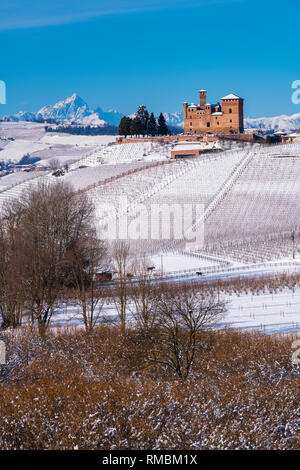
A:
48;158;60;170
62;236;108;333
111;241;132;334
129;256;157;331
148;285;227;381
3;181;95;336
0;223;24;329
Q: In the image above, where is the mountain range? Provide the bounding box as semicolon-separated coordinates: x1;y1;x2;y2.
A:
2;93;300;134
1;94;184;129
244;114;300;134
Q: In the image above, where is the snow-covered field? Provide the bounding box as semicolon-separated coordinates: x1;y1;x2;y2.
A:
0;121;116;164
40;133;116;147
0;139;50;162
221;288;300;334
0;121;46;140
0;170;42;192
50;287;300;335
150;253;219;272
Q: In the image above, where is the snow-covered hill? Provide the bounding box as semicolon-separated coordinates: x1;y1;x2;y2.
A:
245;113;300;133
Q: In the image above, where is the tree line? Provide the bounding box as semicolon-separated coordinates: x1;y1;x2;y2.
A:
118;105;170;137
45;124;118;136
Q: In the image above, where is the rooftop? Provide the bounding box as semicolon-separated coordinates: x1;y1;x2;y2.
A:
221;93;242;100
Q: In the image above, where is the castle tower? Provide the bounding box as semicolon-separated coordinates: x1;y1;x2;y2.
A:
199;90;207;108
183;102;188;119
220;93;244;133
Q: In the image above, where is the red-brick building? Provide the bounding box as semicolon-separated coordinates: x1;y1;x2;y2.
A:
183;89;244;135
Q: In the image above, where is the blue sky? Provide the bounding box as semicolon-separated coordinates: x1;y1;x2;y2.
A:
0;0;299;118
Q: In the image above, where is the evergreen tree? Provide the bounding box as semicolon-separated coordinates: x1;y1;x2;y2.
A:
136;105;149;135
130;116;143;136
118;116;132;136
157;113;169;136
144;110;149;135
125;117;132;135
147;113;157;136
118;116;127;136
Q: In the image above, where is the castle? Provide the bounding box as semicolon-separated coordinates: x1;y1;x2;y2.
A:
183;90;244;135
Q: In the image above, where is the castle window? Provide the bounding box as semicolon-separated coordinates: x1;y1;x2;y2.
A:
207;122;210;127
190;122;193;126
229;108;232;113
230;119;232;123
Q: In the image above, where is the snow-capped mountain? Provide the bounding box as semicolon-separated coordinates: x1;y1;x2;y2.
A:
163;111;184;128
36;93;91;122
12;111;36;121
3;94;120;127
79;113;106;126
129;111;184;128
245;113;300;133
94;107;124;126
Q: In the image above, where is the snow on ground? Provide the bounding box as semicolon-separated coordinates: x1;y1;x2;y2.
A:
37;155;83;167
31;145;91;162
40;134;116;147
0;139;50;163
0;122;117;165
0;138;9;150
61;163;148;191
51;287;300;334
141;151;170;162
150;253;218;272
0;121;46;140
220;287;300;334
50;253;300;335
0;171;41;191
